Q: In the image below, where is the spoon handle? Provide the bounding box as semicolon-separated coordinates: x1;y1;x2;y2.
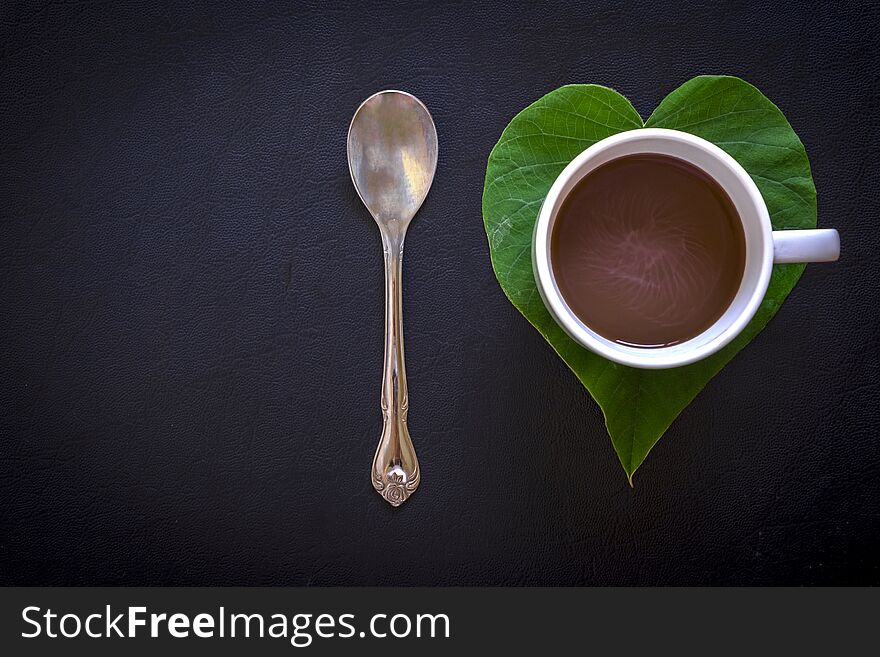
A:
372;231;420;506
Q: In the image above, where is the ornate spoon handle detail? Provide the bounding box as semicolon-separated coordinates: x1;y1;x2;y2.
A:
371;231;420;506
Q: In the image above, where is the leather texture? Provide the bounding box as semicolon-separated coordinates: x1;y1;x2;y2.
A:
1;0;878;585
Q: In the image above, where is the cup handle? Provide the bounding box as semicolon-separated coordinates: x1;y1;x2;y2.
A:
772;229;840;264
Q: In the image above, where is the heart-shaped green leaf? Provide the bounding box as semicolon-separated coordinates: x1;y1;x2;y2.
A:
482;76;816;482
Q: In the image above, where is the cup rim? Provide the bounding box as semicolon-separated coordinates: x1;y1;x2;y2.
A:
532;128;773;369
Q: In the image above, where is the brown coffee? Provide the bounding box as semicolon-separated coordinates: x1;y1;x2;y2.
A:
550;153;745;348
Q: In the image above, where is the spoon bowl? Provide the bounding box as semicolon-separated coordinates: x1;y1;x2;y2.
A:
348;91;438;229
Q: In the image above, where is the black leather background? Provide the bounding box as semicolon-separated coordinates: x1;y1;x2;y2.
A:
2;0;878;585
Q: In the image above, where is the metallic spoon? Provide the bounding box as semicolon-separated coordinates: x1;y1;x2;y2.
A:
347;90;438;506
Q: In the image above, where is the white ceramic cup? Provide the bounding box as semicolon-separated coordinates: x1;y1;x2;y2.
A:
532;128;840;370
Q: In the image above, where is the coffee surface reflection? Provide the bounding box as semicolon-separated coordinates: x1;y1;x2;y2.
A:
550;154;746;348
